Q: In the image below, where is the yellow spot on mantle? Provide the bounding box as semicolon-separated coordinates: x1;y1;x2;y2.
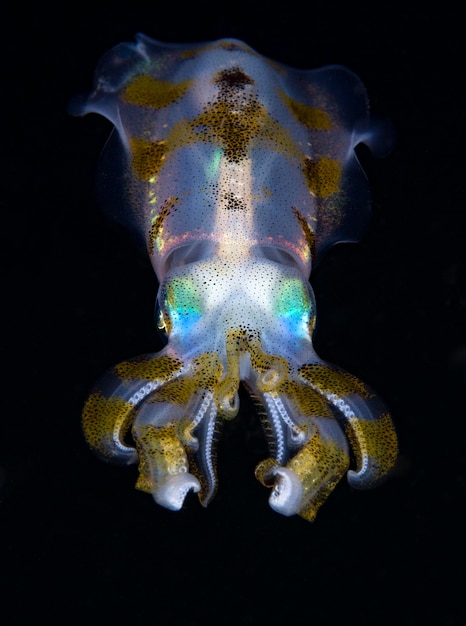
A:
147;196;179;255
303;156;342;198
279;90;333;130
130;138;167;180
292;207;315;259
123;75;192;109
194;99;266;162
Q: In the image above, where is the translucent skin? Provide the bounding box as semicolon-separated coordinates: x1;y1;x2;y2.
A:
72;34;397;521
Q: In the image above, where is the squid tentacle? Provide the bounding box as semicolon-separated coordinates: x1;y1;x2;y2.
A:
253;382;350;521
298;362;398;489
81;353;184;463
82;350;232;510
251;360;397;521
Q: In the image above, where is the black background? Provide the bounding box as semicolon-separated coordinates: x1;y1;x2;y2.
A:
2;3;465;624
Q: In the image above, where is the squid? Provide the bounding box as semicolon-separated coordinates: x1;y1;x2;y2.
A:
71;34;397;521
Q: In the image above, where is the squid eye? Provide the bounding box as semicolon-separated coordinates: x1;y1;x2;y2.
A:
160;276;203;336
274;279;313;338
